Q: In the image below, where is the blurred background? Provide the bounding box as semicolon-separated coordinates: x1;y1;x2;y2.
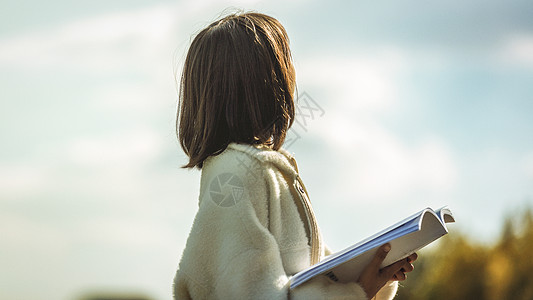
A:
1;0;532;299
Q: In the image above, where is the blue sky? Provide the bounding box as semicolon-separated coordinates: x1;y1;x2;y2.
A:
1;0;532;299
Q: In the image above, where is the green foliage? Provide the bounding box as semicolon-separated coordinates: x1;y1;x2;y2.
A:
396;207;533;300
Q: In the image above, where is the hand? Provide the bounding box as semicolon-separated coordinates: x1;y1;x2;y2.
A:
392;252;417;281
356;244;417;298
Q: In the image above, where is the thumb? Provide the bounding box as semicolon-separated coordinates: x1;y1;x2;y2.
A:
370;243;391;271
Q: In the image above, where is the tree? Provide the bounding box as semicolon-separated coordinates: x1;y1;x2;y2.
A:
395;205;533;300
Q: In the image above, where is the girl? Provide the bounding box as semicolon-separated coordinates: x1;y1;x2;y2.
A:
173;12;417;299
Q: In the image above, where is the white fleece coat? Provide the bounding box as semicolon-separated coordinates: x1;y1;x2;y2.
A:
174;143;398;299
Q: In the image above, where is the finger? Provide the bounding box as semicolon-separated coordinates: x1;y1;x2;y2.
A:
380;257;410;280
401;261;415;273
407;253;418;263
370;244;391;271
393;271;406;281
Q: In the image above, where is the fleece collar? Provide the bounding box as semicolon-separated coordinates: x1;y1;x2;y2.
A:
227;143;299;179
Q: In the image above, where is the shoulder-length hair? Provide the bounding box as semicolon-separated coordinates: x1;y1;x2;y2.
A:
177;12;296;169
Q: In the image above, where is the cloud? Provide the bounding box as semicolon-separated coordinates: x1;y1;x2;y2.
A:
0;127;168;202
0;164;50;198
0;211;69;253
294;51;458;203
0;0;270;73
316;113;457;202
66;129;164;169
76;216;177;247
0;3;180;72
296;48;406;113
524;152;533;180
499;33;533;67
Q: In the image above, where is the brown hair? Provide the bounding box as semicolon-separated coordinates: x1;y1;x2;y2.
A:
177;12;296;169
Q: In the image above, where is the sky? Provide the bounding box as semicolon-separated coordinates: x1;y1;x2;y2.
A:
1;0;532;299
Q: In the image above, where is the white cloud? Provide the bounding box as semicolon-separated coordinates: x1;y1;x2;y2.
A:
66;129;164;168
0;3;180;72
296;48;407;113
94;82;173;112
524;152;533;180
499;33;533;67
295;51;457;203
0;212;69;253
315;113;457;201
76;216;176;247
0;164;49;198
0;0;270;74
0;127;172;208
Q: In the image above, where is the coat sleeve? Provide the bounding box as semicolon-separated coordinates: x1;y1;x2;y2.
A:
373;281;398;300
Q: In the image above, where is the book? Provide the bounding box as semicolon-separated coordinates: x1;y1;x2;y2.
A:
289;206;455;289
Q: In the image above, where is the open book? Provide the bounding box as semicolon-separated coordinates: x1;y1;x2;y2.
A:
290;206;455;289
